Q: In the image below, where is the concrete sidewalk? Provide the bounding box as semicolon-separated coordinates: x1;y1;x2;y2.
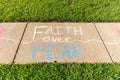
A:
0;22;120;64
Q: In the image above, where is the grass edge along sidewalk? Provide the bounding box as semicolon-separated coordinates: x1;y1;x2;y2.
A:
0;0;120;22
0;63;120;80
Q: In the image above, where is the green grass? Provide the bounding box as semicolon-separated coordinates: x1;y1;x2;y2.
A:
0;63;119;80
0;0;120;22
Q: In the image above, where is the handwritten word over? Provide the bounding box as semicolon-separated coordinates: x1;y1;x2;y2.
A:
32;43;84;60
37;36;71;43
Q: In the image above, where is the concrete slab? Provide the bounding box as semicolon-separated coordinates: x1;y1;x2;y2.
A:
14;23;112;64
0;23;27;64
95;23;120;62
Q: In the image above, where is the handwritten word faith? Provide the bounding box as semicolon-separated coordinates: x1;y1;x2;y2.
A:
33;26;83;40
0;28;4;37
32;43;84;60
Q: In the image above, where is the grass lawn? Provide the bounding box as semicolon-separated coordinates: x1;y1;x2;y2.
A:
0;63;119;80
0;0;120;22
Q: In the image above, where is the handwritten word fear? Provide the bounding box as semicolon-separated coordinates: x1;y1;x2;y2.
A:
0;28;4;37
33;26;83;40
32;43;84;60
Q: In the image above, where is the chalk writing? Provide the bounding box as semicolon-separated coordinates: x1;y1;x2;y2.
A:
33;26;83;40
32;43;44;59
32;26;84;60
42;36;71;43
0;37;120;45
61;44;71;59
32;43;84;60
72;44;83;57
46;44;59;60
116;28;120;37
0;28;4;37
